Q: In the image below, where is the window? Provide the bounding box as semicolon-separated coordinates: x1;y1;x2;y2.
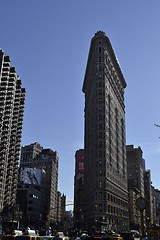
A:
99;192;102;200
97;115;102;121
99;74;102;79
108;205;110;213
99;90;102;95
108;193;110;201
99;203;102;212
99;98;102;104
99;151;102;157
99;81;102;87
98;106;102;112
99;132;102;138
98;142;102;147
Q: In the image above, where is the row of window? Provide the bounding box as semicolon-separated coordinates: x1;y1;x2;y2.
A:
97;47;124;94
94;202;128;217
96;69;124;110
95;191;128;208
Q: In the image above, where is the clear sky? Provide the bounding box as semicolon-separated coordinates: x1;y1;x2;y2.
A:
1;1;160;210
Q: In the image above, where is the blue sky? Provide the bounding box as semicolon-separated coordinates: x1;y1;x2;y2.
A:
1;1;160;209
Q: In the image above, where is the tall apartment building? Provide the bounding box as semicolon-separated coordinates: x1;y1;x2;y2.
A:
0;49;25;217
82;31;128;232
20;145;59;227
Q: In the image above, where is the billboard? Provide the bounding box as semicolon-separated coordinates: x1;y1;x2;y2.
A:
76;155;84;174
76;154;84;181
20;167;42;186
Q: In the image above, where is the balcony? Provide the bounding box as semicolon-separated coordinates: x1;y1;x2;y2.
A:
6;96;12;101
8;158;14;163
6;100;13;104
9;73;16;78
2;130;8;135
0;158;6;164
3;62;10;67
13;109;19;114
0;81;7;86
6;179;12;185
4;55;10;62
2;72;9;77
5;111;11;116
0;105;5;110
0;96;5;101
3;67;10;72
0;86;7;91
1;76;8;83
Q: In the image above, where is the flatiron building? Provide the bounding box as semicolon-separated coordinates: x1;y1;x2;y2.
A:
82;31;129;231
0;49;25;216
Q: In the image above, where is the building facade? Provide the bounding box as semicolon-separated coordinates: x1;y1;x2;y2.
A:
82;31;128;232
56;192;66;229
126;145;146;230
20;142;43;166
126;145;145;197
128;187;140;230
155;188;160;225
16;185;41;226
20;145;59;227
144;170;153;224
74;149;85;230
0;49;25;218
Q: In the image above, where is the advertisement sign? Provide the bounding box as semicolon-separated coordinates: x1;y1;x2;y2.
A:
76;155;84;174
20;167;42;186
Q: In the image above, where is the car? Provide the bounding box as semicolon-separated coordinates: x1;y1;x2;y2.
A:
56;233;64;238
130;230;141;238
1;235;17;240
92;231;106;239
1;230;22;240
55;232;69;240
120;232;134;240
41;236;55;240
107;233;123;240
13;231;23;236
81;233;88;238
